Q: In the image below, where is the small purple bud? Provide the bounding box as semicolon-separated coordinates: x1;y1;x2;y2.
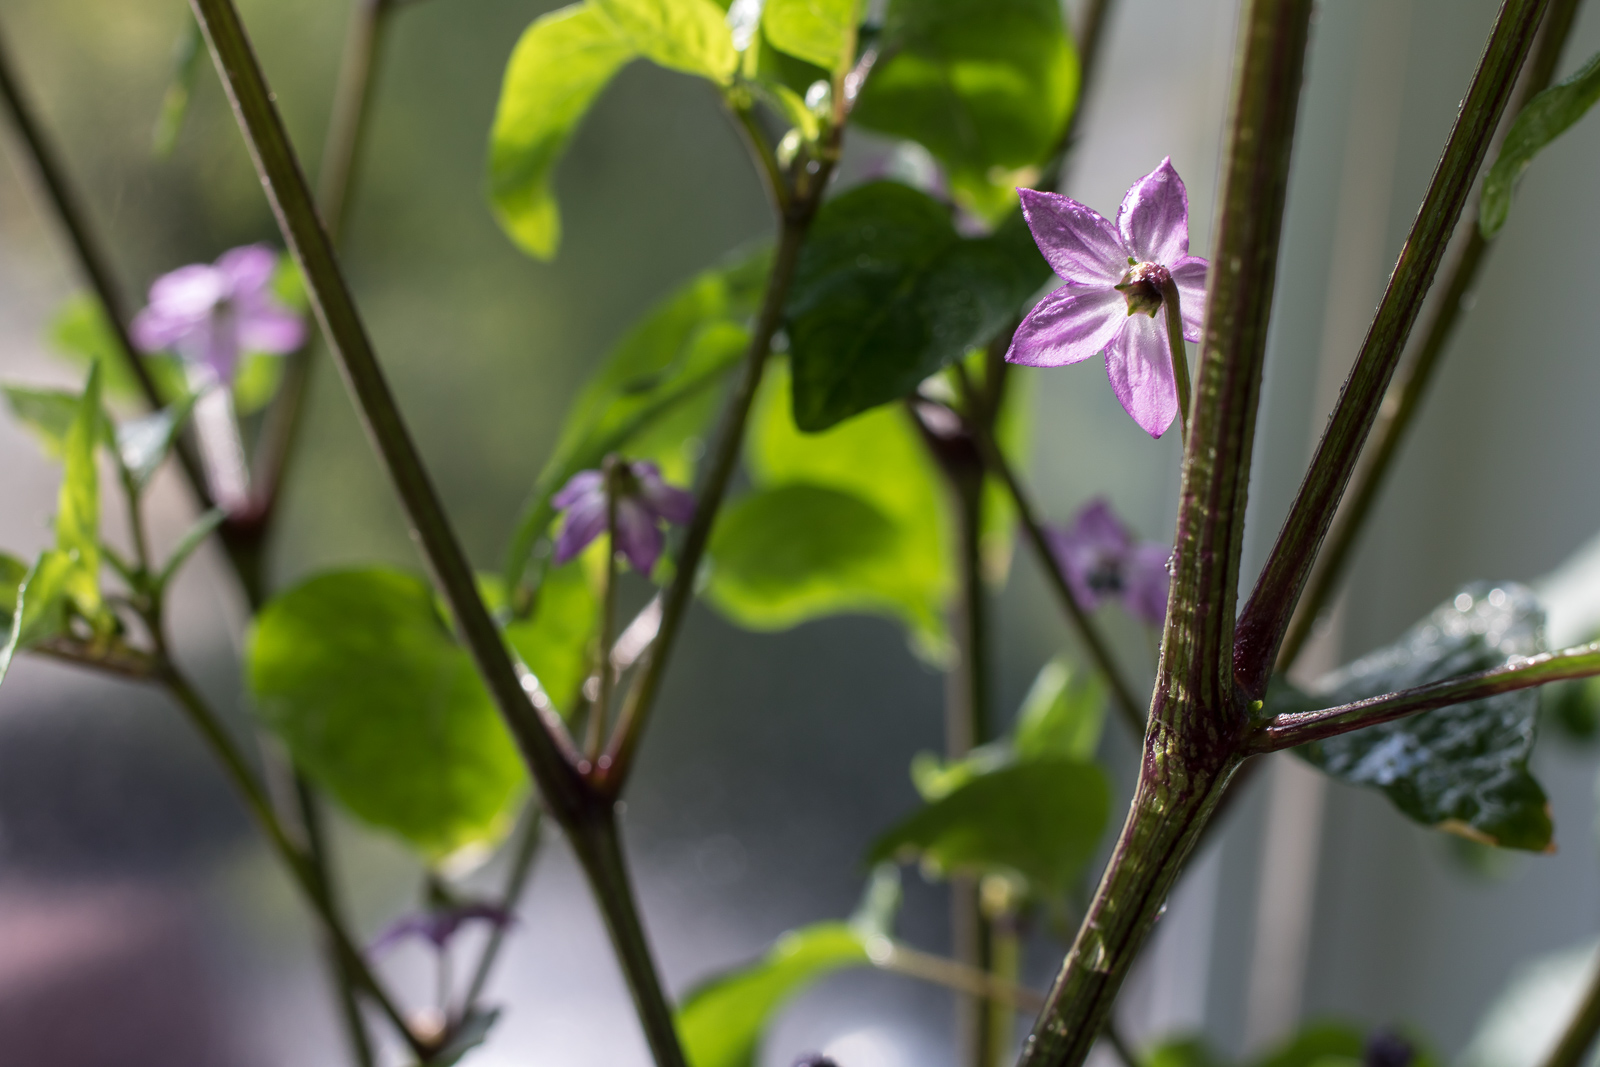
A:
551;459;695;575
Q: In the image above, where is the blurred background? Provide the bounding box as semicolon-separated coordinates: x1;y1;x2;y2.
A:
2;0;1600;1064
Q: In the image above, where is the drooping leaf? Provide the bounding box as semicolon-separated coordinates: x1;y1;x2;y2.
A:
502;561;599;717
503;250;768;592
0;550;75;689
248;569;528;859
1460;938;1600;1067
869;758;1109;894
1013;657;1106;762
116;395;198;490
56;365;104;618
489;4;638;259
784;182;1046;430
1481;48;1600;239
1286;583;1554;852
852;0;1078;211
595;0;739;83
677;922;869;1067
706;484;908;628
762;0;859;73
743;362;951;658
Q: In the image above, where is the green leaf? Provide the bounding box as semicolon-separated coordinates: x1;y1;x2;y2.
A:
0;553;27;625
56;365;103;618
869;758;1109;894
151;16;205;157
743;361;951;658
433;1008;501;1067
1481;48;1600;238
1460;938;1599;1067
489;3;638;260
762;0;859;73
595;0;739;83
503;560;599;716
0;550;76;689
677;922;869;1067
232;353;284;415
156;508;226;591
784;182;1046;430
248;569;528;859
116;395;198;490
503;250;768;592
47;295;187;404
1013;657;1106;762
1146;1036;1228;1067
1251;1024;1364;1067
852;0;1078;210
706;483;910;628
1286;582;1554;852
2;385;109;459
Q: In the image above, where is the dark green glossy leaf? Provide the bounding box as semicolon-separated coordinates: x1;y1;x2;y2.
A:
707;484;906;628
678;922;869;1067
489;4;637;259
852;0;1078;211
1481;48;1600;238
595;0;738;83
785;182;1046;430
248;569;528;859
1287;582;1554;852
762;0;859;73
869;757;1109;894
744;362;951;658
503;251;767;593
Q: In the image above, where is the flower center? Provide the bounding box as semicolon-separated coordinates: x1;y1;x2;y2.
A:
1114;261;1170;318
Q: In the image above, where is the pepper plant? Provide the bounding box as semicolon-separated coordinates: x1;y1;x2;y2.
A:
5;0;1600;1066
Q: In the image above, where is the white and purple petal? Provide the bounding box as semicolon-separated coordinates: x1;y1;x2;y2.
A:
1017;188;1129;286
1104;313;1178;439
1117;158;1190;266
1169;256;1209;343
1005;284;1125;367
216;244;280;296
552;469;604;511
237;304;308;354
553;494;607;564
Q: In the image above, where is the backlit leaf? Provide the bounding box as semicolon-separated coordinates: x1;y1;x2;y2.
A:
1481;48;1600;239
762;0;859;73
594;0;739;82
0;550;75;689
56;365;103;617
1013;657;1106;762
503;561;599;717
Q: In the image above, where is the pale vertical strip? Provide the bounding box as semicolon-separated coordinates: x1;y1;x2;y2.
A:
1241;0;1413;1051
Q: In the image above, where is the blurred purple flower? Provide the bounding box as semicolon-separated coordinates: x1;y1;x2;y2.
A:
1046;498;1170;627
1006;158;1209;438
370;902;514;955
131;244;306;385
552;460;695;575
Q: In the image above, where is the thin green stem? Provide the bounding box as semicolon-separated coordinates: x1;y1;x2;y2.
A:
1160;278;1191;442
1541;951;1600;1067
863;937;1045;1012
1235;0;1552;697
1276;0;1585;671
462;803;543;1008
1019;2;1314;1063
1256;641;1600;752
951;362;1146;738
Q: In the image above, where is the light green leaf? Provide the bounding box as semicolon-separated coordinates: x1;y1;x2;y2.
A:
56;365;103;618
1481;48;1600;239
489;3;638;260
784;182;1047;431
503;251;768;593
595;0;739;83
852;0;1078;212
248;569;528;859
0;550;76;689
1013;657;1106;762
503;561;599;716
744;362;951;659
869;758;1109;894
677;922;869;1067
1282;583;1554;852
47;295;187;404
0;553;27;625
2;385;110;459
762;0;858;73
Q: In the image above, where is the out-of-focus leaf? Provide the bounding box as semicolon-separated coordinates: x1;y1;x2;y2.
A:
433;1008;502;1067
762;0;859;72
0;550;75;689
489;4;637;260
1252;1023;1364;1067
151;16;204;157
596;0;739;83
0;554;27;624
707;484;908;628
503;561;598;717
852;0;1078;213
1014;657;1106;762
2;385;110;459
1544;670;1600;744
784;182;1046;431
1282;582;1554;852
678;922;869;1067
232;353;284;415
47;295;188;404
56;365;103;618
503;251;768;592
155;509;226;591
117;395;198;489
869;758;1108;894
1460;938;1600;1067
1145;1036;1228;1067
743;362;951;659
248;569;528;860
1481;48;1600;238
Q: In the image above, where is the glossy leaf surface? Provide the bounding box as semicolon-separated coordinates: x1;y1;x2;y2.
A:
1288;583;1554;852
870;758;1109;894
249;569;527;859
677;922;869;1067
784;182;1046;430
489;4;637;259
1481;48;1600;238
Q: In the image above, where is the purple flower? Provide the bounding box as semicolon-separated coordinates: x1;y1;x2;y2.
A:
1046;498;1171;627
131;244;306;385
551;460;695;575
370;902;514;955
1006;159;1209;438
